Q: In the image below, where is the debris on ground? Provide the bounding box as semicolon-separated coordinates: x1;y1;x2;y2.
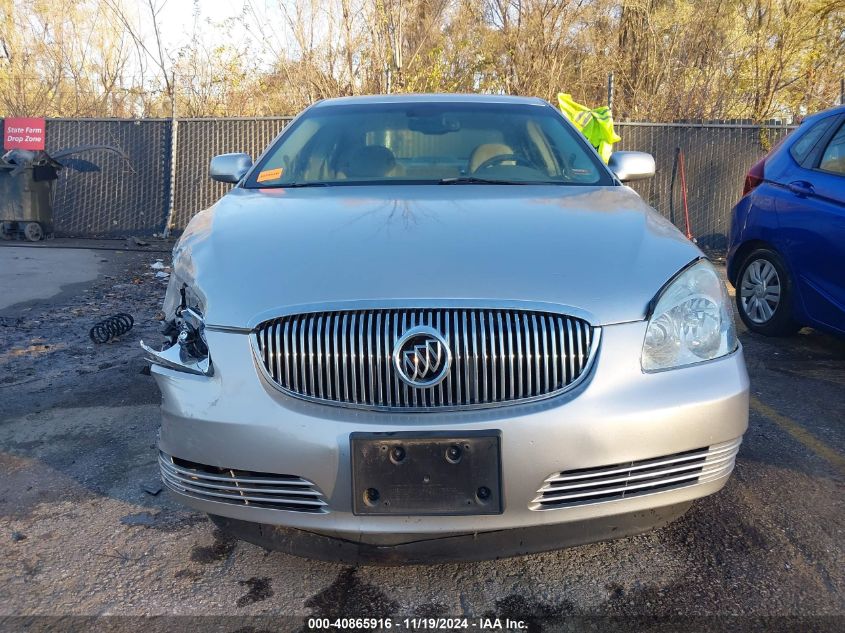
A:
89;313;135;344
0;250;169;422
10;531;26;542
142;482;163;496
150;260;165;270
131;237;149;247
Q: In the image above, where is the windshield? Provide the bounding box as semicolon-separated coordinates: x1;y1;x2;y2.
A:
243;101;612;188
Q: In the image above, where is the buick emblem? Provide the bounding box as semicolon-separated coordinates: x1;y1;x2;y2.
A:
393;326;452;388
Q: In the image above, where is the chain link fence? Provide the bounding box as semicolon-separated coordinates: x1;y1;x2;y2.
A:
1;115;796;251
616;122;795;252
171;118;291;229
45;119;172;235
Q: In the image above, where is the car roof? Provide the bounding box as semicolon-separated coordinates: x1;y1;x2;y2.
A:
799;103;845;125
312;93;549;108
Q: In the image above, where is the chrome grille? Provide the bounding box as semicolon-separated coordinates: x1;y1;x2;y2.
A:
159;452;327;512
253;308;598;410
531;438;742;510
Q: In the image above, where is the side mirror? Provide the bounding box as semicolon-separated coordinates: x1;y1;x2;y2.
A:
608;151;655;182
210;153;252;183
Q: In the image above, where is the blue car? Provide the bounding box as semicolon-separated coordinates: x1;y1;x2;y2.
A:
727;105;845;337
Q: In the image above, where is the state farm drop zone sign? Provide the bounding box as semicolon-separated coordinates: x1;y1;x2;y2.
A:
3;117;46;151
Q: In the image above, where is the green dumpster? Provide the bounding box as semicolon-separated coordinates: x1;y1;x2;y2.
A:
0;151;57;241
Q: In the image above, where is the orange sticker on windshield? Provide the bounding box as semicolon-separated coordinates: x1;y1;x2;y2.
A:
257;167;283;182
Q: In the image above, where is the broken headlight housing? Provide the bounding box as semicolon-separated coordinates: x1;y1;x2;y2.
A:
641;259;737;372
141;288;212;376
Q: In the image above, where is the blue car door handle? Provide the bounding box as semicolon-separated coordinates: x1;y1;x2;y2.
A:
787;181;815;197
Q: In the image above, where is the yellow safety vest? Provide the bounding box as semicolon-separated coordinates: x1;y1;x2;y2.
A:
557;93;621;163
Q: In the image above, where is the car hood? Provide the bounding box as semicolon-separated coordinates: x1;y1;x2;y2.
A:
166;185;701;328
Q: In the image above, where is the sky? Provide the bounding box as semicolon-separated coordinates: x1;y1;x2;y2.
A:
150;0;248;50
100;0;331;93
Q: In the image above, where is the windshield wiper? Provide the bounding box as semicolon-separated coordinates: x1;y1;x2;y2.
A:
438;176;532;185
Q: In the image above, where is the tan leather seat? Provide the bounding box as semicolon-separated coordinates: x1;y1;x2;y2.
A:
469;143;514;173
335;144;402;179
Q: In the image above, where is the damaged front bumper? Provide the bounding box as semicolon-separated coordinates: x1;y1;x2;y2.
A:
207;503;694;565
149;321;749;563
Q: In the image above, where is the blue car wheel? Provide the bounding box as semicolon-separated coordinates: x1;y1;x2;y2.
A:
736;248;801;336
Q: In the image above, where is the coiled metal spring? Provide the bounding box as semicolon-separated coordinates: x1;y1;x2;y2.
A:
90;313;134;344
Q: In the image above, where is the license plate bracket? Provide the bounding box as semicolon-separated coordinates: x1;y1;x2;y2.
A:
351;431;502;516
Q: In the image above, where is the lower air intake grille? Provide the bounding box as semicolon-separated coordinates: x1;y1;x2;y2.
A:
159;452;327;512
531;438;741;510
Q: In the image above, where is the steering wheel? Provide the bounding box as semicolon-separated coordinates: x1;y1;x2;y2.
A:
473;153;535;172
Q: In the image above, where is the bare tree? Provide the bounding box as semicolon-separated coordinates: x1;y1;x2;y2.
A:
2;0;843;120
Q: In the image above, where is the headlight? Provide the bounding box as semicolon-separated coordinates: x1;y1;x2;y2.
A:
642;259;737;372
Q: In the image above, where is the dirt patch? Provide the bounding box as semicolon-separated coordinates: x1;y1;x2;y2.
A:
305;568;399;617
191;529;238;564
237;577;274;608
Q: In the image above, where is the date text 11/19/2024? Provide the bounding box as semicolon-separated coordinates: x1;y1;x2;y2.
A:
306;617;528;630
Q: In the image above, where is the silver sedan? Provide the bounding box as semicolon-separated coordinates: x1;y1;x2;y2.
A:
143;94;748;563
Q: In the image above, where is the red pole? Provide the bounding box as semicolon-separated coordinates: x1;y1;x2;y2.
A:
679;149;693;240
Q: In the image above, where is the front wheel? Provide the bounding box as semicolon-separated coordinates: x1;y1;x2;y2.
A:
735;248;800;336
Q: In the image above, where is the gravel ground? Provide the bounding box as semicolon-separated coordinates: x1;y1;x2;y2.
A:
0;244;842;632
